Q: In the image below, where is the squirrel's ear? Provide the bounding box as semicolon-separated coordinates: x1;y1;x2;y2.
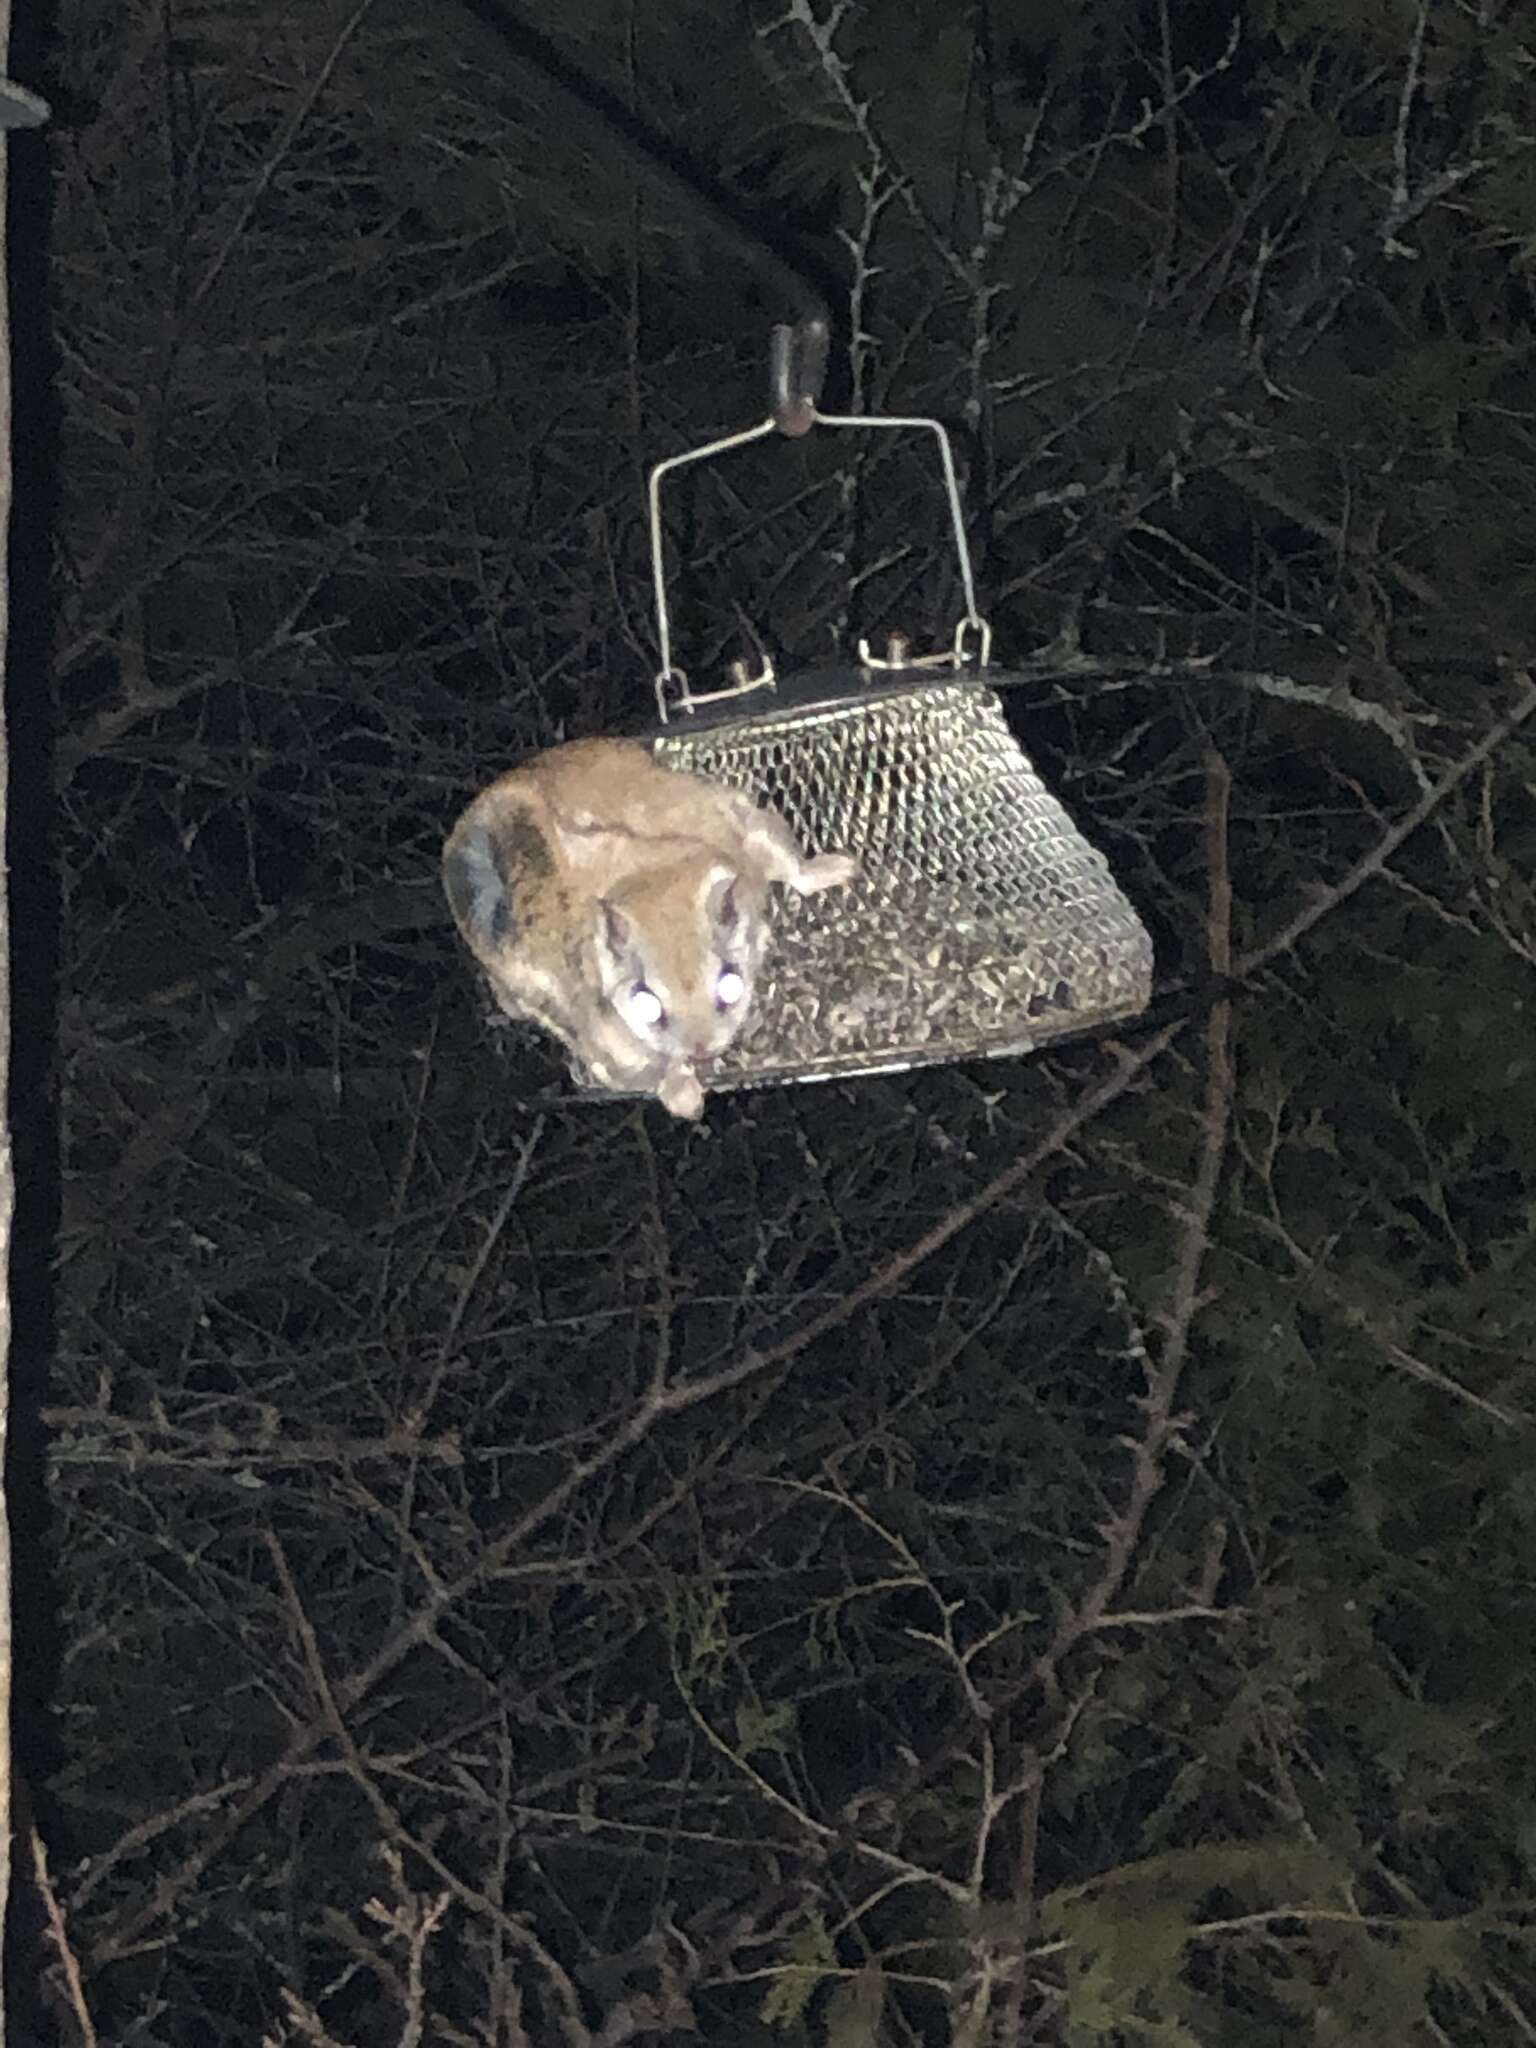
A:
443;818;513;952
595;899;631;960
707;868;741;932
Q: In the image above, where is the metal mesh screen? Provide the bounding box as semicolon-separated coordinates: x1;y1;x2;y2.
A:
589;674;1153;1098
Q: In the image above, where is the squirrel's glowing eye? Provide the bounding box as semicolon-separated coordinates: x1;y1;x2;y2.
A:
715;968;745;1009
626;983;664;1028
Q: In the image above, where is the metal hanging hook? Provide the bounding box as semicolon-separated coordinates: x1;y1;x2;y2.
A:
770;318;829;439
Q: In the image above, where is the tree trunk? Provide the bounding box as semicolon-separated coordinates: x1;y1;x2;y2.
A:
0;0;24;2030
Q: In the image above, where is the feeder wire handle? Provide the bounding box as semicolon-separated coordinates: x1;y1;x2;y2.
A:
652;327;990;722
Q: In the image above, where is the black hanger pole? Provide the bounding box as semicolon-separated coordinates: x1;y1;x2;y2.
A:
454;0;837;374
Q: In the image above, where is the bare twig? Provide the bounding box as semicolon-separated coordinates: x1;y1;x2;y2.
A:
30;1827;99;2048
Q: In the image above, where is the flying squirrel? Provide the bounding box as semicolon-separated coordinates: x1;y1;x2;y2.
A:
442;738;858;1119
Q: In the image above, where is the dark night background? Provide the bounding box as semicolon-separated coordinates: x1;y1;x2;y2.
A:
9;0;1536;2041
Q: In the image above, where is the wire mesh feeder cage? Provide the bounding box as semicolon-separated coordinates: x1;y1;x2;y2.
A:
581;324;1153;1102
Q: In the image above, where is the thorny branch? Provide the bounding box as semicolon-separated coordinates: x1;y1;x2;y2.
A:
947;747;1237;2044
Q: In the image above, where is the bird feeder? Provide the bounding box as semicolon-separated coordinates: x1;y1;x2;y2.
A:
581;323;1153;1102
